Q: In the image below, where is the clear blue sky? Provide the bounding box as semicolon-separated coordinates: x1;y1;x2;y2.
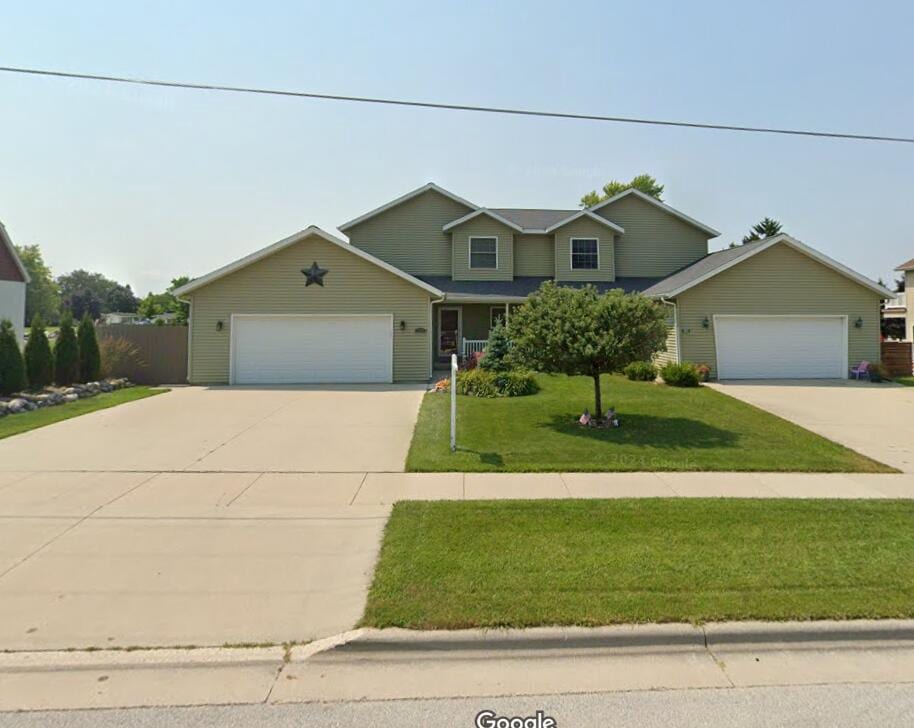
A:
1;0;912;295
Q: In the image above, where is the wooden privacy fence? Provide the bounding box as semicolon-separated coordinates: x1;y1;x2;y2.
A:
881;341;913;377
96;325;188;384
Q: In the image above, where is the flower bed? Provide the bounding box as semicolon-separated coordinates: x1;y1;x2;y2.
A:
0;378;133;417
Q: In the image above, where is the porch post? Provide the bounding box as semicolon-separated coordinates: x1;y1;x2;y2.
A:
505;303;510;327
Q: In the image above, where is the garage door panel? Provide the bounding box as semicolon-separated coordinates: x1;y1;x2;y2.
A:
715;316;846;379
232;315;393;384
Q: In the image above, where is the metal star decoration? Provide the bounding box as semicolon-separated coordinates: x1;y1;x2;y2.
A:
301;261;328;287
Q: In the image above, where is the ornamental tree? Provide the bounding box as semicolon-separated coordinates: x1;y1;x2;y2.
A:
24;314;54;389
479;319;511;372
509;282;668;418
77;313;101;381
54;312;80;386
0;319;26;396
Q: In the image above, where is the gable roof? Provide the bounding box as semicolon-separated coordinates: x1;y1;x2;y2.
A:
172;226;443;298
489;208;577;230
338;182;476;232
442;207;624;235
0;221;31;283
442;208;525;233
588;188;721;237
643;234;893;299
895;257;914;271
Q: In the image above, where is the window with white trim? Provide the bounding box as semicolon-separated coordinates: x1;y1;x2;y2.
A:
469;237;498;269
570;238;599;270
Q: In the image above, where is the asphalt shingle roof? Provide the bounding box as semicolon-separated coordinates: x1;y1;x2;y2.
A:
895;257;914;271
641;240;768;297
417;276;665;297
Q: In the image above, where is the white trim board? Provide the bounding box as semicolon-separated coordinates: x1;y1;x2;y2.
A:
338;182;477;232
443;208;524;233
587;188;721;237
173;226;443;298
569;236;600;272
468;236;499;270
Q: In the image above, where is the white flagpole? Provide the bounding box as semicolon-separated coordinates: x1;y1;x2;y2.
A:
450;353;458;452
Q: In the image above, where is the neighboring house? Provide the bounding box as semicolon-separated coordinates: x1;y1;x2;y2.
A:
887;257;913;341
0;221;30;341
174;182;891;384
102;312;143;325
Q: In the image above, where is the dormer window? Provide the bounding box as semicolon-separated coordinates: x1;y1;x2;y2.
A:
571;238;599;270
469;237;498;269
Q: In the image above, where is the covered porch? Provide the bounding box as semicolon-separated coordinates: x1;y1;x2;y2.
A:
432;299;522;366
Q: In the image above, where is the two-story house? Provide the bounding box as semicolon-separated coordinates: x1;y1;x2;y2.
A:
175;182;890;384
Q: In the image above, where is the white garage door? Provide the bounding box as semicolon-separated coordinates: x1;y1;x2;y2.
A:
715;316;847;379
231;315;393;384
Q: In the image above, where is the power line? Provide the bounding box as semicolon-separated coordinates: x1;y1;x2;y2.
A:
2;64;913;145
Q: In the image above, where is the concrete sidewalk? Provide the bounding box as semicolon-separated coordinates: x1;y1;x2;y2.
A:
4;620;914;712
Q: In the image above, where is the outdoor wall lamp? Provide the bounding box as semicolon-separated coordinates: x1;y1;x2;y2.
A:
701;317;710;329
854;317;863;328
399;320;406;331
216;320;224;331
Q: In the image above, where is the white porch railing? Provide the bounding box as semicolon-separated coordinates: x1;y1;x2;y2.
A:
462;338;488;359
885;292;906;310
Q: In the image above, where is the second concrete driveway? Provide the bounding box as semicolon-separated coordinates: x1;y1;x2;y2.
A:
0;385;426;473
709;380;914;472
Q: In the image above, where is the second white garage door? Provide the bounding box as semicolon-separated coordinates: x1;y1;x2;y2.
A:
231;314;393;384
714;315;847;379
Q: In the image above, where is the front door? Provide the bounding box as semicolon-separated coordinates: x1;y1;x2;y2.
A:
438;307;461;358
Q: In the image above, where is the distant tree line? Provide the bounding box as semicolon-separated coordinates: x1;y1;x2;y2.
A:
14;244;188;325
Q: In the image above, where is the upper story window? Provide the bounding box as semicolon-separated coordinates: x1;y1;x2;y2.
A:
571;238;599;270
469;237;498;269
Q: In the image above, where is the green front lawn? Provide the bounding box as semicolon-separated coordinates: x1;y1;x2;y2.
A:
896;376;914;387
362;499;914;629
406;374;890;472
0;387;165;440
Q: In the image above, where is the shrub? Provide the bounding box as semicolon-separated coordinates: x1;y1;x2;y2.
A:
661;361;700;387
494;369;539;397
459;351;483;371
623;361;656;381
99;336;146;379
696;363;712;382
77;313;101;381
868;362;890;383
455;368;538;398
0;319;26;396
24;314;54;389
479;319;511;372
54;312;80;385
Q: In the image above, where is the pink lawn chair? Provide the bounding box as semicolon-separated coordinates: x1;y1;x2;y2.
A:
850;361;870;380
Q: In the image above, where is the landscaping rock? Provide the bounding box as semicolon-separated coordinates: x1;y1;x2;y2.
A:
7;398;28;414
62;393;79;403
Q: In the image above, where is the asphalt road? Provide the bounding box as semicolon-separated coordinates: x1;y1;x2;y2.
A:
3;683;914;728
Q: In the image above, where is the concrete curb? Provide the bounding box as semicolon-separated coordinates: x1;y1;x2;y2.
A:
307;620;914;658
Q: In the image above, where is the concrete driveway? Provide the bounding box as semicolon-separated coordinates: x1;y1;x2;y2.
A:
0;385;426;473
709;380;914;472
0;470;390;650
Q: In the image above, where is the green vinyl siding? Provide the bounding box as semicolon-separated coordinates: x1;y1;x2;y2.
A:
344;189;473;275
450;216;515;281
674;243;882;378
514;234;554;276
187;237;432;383
553;218;614;282
596;194;709;278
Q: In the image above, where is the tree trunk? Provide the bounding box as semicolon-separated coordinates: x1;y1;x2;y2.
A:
592;373;603;420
